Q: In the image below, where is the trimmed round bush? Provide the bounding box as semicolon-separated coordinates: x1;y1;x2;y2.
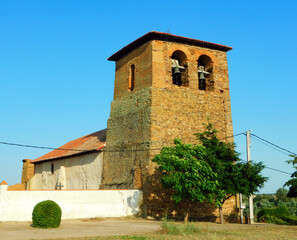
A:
32;200;62;228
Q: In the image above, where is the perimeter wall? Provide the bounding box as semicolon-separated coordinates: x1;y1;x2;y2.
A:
0;183;142;221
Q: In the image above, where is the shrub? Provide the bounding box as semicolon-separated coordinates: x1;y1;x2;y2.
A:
259;215;288;225
257;205;290;220
32;200;62;228
281;215;297;225
258;205;297;225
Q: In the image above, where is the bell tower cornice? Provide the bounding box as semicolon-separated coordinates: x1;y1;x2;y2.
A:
108;31;232;62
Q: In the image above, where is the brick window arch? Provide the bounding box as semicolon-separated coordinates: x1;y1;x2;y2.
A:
198;55;214;91
171;50;188;87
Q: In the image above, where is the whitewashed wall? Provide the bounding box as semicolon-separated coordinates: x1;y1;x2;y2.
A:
0;184;142;222
28;152;103;190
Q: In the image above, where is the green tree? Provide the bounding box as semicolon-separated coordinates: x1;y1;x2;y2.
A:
152;139;225;222
285;156;297;198
195;123;267;224
153;124;267;224
276;188;288;202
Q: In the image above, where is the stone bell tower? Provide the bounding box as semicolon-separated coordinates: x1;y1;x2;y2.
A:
102;31;233;191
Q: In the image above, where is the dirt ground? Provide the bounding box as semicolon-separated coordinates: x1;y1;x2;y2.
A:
2;218;297;240
0;217;161;240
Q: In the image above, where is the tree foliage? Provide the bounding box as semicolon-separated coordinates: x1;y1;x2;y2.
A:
276;188;288;202
153;123;267;223
284;155;297;198
195;123;267;204
152;139;224;207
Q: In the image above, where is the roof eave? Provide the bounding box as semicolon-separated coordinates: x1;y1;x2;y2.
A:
31;147;104;164
108;31;232;62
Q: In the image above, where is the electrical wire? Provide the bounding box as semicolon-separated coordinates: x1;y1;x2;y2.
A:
249;134;295;175
264;166;292;176
1;134;294;177
0;141;88;152
250;134;297;156
250;135;291;156
0;132;244;153
221;132;245;140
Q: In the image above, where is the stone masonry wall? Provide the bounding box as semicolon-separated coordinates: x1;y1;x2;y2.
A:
113;42;152;100
102;39;237;220
102;88;152;189
145;40;236;219
102;41;153;189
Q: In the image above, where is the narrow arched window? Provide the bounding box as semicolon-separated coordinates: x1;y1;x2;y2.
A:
128;64;135;91
198;55;213;91
171;51;188;87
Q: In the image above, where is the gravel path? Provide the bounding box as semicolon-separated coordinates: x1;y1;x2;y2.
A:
0;218;161;240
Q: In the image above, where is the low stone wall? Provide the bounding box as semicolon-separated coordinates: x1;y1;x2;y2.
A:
0;182;142;222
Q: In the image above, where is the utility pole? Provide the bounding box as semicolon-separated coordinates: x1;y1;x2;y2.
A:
239;193;244;224
246;130;254;224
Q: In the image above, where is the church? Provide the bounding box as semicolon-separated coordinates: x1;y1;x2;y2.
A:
17;31;237;221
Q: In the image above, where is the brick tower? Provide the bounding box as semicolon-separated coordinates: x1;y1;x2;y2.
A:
102;31;233;188
102;31;236;219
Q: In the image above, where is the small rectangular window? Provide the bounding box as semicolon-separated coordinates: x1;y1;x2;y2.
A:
51;163;54;174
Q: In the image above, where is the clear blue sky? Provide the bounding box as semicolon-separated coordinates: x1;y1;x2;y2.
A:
0;0;296;194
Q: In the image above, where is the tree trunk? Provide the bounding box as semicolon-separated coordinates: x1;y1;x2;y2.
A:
219;206;224;224
184;203;191;223
184;212;189;223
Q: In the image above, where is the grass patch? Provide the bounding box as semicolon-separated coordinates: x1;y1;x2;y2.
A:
161;219;200;235
119;236;147;240
35;221;297;240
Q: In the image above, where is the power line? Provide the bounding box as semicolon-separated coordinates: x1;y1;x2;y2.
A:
0;132;244;153
105;133;245;152
104;148;161;153
264;166;292;176
250;135;290;156
0;141;88;152
221;132;245;140
251;134;297;156
2;134;293;176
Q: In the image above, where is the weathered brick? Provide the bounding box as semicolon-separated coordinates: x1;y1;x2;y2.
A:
102;34;237;221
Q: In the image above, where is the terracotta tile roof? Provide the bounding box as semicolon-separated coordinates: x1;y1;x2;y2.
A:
108;31;232;61
31;129;106;163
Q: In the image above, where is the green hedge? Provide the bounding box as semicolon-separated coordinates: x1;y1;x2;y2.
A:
257;205;290;219
32;200;62;228
258;205;297;225
259;215;288;225
281;215;297;225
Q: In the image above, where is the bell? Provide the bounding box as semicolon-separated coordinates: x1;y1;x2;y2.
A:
173;67;181;75
199;72;206;80
173;67;182;86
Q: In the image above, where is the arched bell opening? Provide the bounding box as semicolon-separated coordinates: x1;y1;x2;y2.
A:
171;50;188;87
198;55;214;91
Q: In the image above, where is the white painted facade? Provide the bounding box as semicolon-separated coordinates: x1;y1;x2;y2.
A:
0;184;142;221
27;152;103;190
